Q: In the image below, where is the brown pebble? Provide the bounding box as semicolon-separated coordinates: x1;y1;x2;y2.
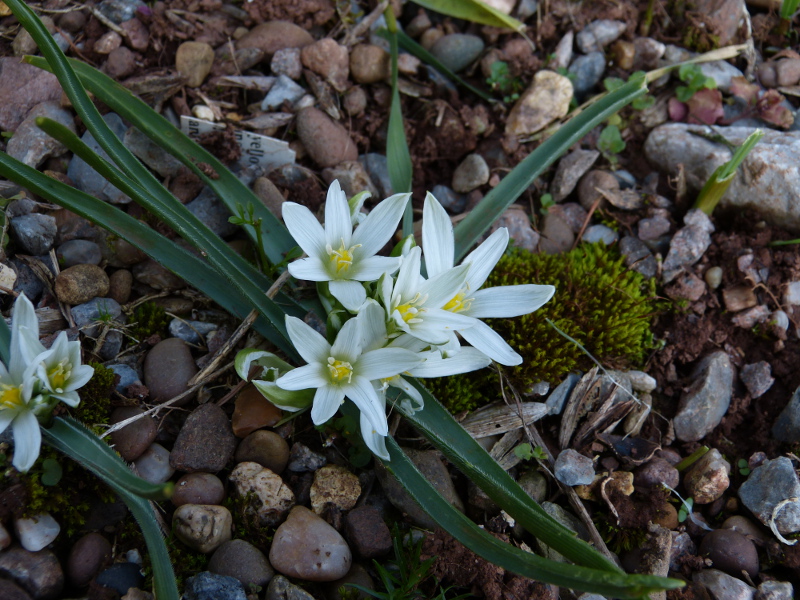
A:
67;532;111;587
107;269;133;305
54;264;109;305
172;473;225;507
109;407;158;462
232;384;282;438
699;528;759;578
235;430;290;474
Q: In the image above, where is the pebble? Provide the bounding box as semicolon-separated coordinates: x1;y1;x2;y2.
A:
568;52;606;98
325;563;375;600
684;448;730;504
429;34;484;73
488;206;539;252
269;506;352;581
170;403;237;473
722;285;757;312
104;46;136;79
271;47;303;80
538;210;573;254
739;457;800;535
539;502;590;562
176;42;215;88
310;464;361;514
773;385;800;443
184;571;246;600
343;86;368;117
186;188;239;238
133;442;174;484
301;38;349;92
261;74;306;111
10;214;57;256
740;361;774;398
349;44;389;84
58;10;86;34
287;442;327;472
56;240;102;268
696;60;745;94
123;127;183;178
452;154;490;193
67;113;130;204
549;31;574;71
120;17;149;52
673;351;734;442
208;539;273;589
582;224;617;245
343;506;392;559
266;574;314;600
577;169;620;211
297;107;358;168
132;259;186;290
637;215;671;241
95;562;143;596
661;208;714;284
95;30;122;54
665;271;706;302
232;385;282;438
252;177;287;220
554;449;595;486
173;505;233;554
0;546;64;600
144;338;198;405
172;473;225;508
506;71;573;136
321;161;379;199
721;515;770;545
0;58;62;132
620;236;658;279
7;102;75;168
168;319;217;345
235;430;290;474
551;149;600;202
229;462;295;526
699;529;758;578
67;532;112;587
54;264;110;305
96;0;145;24
13;513;60;553
756;581;794;600
693;569;755;600
107;269;133;304
431;185;466;213
0;524;10;552
108;407;156;461
576;20;626;53
236;21;314;58
634;458;679;490
359;153;393;198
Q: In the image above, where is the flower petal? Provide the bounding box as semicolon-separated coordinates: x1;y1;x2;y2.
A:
357;348;422;380
311;384;346;426
392;246;421;304
406;309;476;345
360;410;390;460
419;264;469;308
342;375;388;436
352;192;410;256
329;280;367;312
10;293;44;378
288;256;332;282
324;180;352;249
65;364;95;393
351;255;401;281
283;202;327;257
0;410;16;435
330;314;363;363
52;391;81;407
422;192;454;278
466;284;555;318
276;363;328;390
389;377;425;413
462;228;509;291
285;316;330;364
459;320;522;366
359;300;388;352
11;410;41;473
409;346;492;377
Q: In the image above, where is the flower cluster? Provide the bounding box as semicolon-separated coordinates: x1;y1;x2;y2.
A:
238;181;555;459
0;294;94;472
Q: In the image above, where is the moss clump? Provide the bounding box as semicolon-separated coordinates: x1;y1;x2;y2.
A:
130;301;168;341
70;362;114;433
430;243;659;413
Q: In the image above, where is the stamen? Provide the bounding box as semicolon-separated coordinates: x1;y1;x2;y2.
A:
327;357;354;383
0;385;23;410
327;239;362;275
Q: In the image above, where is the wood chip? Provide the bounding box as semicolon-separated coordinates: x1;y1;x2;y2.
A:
461;402;549;439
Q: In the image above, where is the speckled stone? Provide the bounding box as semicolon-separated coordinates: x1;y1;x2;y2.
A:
228;462;295;527
208;539;274;589
67;532;111;587
170;403;237;473
143;338;197;405
172;473;226;508
54;264;109;305
173;505;233;553
309;465;361;514
108;407;157;462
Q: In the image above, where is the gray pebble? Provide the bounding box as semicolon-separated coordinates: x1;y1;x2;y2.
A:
673;351;734;442
132;259;186;290
67;113;130;204
271;48;303;80
452;153;490;193
756;581;794;600
262;74;306;111
518;469;548;503
359;153;393;198
554;449;595;486
429;34;484;73
0;546;64;600
11;214;57;256
539;502;590;562
740;361;774;399
287;442;327;473
132;442;174;484
739;456;800;535
10;259;44;303
186;188;238;238
551;149;600;202
582;224;618;245
619;236;657;279
56;240;102;267
576;20;626;53
95;562;143;596
266;574;315;600
144;337;197;404
430;185;466;213
123;127;183;178
184;571;246;600
569;51;606;98
492;206;540;253
637;215;671;241
538;210;573;254
209;539;274;589
662;209;715;283
773;385;800;443
168;318;218;345
96;0;146;24
107;364;142;393
7;101;75;168
545;372;580;415
693;569;755;600
71;297;122;338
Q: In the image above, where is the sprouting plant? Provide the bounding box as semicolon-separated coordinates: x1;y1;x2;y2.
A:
675;64;717;102
597;115;626;165
677;496;694;523
539;193;555;215
514;443;549;462
738;459;751;476
603;74;655;110
229;202;270;273
486;61;523;103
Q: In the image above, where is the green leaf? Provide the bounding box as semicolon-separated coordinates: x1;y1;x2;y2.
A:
40;458;63;486
382;436;683;598
453;74;648;261
0;313;9;367
412;0;526;33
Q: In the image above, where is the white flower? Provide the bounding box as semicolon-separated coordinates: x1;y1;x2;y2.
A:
275;308;423;446
35;332;94;408
422;192;556;365
380;246;476;345
284;180;411;311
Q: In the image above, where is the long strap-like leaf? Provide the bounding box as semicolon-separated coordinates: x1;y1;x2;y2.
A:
383;437;683;599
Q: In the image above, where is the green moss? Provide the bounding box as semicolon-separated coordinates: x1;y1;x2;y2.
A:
70;362;114;433
130;301;168;341
430;243;659;413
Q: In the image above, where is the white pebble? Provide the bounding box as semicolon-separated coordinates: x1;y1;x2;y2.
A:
191;105;215;121
784;281;800;306
14;512;60;552
704;266;723;290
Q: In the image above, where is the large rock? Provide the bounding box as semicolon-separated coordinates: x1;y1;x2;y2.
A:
6;102;75;168
645;124;800;232
739;457;800;535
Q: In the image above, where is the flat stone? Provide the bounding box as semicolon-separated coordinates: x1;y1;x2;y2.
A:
271;47;303;80
186;188;238;238
10;214;57;256
0;58;63;131
506;70;573;137
132;259;186;290
582;224;617;245
0;546;64;600
568;51;606;98
551;149;600;202
620;236;657;279
740;361;774;398
229;462;295;527
261;74;306;111
143;338;197;405
269;506;351;582
208;539;274;589
661;209;715;284
756;581;794;600
170;403;237;473
739;457;800;535
184;571;246;600
554;449;595;486
296;107;358;168
173;505;233;554
693;569;755;600
722;286;758;312
56;240;102;268
684;448;730;504
538;502;590;562
699;529;759;578
309;465;361;514
123;127;183;178
673;351;734;442
7;102;75;168
287;442;327;473
67;113;130;204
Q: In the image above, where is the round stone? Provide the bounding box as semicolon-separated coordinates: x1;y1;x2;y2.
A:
176;42;215;88
56;239;102;267
132;442;174;484
107;269;133;305
309;464;361;514
699;528;759;578
451;153;490;193
296;107;358;168
235;430;290;474
172;473;226;508
172;504;233;554
170;403;237;473
232;384;282;438
429;34;484;73
109;407;158;462
349;44;389;84
54;264;110;305
143;338;197;404
208;539;274;588
67;532;111;587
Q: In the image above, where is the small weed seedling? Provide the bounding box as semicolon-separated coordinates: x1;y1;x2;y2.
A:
486;61;523;103
675;64;717;102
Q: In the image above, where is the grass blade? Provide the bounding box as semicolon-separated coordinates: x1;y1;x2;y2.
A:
383;437;683;598
412;0;526;33
0;312;9;367
453;75;648;260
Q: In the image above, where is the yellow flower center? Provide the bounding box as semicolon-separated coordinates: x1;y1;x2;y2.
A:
48;359;71;393
395;292;425;324
327;357;353;383
442;289;473;313
0;385;23;410
327;240;361;275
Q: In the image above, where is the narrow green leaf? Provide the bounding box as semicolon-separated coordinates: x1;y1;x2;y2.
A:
385;27;413;208
383;437;683;598
412;0;526;33
42;417;172;501
0;312;9;366
453;75;648;260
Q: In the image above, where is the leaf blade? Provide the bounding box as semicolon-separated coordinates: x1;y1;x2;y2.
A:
412;0;526;33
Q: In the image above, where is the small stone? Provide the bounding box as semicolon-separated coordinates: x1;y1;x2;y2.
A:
451;154;490;193
662;209;714;284
633;37;666;70
490;206;539;252
11;214;57;256
699;529;758;578
611;39;635;70
168;319;217;345
7;102;75;169
419;28;444;51
693;569;755;600
582;224;617;245
208;539;274;589
108;269;133;305
95;30;122;54
58;11;87;34
349;44;389;84
229;462;295;527
634;458;680;490
301;38;349;92
551;149;600;202
431;185;466;213
271;47;303;80
620;235;658;279
172;473;225;508
406;12;432;38
265;574;315;600
56;240;102;268
253;177;287;220
232;385;282;438
120;17;149;52
67;532;112;588
704;266;723;289
309;465;361;514
54;264;110;305
343;86;368;117
269;506;352;581
549;31;574;71
67;113;130;204
173;505;233;554
13;513;60;552
429;34;484;73
297;107;358;168
673;351;734;442
554;449;595;486
108;407;156;461
321;161;378;199
0;546;64;600
773;385;800;443
740;361;774;398
637;215;671;241
236;21;314;58
261;74;306;110
143;338;197;404
184;571;246;600
325;563;375;600
133;442;174;484
506;71;573;136
576;20;626;53
783;280;800;305
186;188;238;238
235;430;290;474
538;210;574;254
518;469;548;503
538;502;590;562
287;442;327;472
628;370;657;393
568;51;606;98
170;403;237;473
739;456;800;535
577;170;620;211
124;127;183;178
684;448;730;504
175;42;215;87
665;270;706;302
722;285;758;312
105;46;136;79
344;506;392;559
721;515;771;545
756;581;794;600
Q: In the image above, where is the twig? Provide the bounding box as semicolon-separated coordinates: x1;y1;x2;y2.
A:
342;0;389;47
571;188;603;250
